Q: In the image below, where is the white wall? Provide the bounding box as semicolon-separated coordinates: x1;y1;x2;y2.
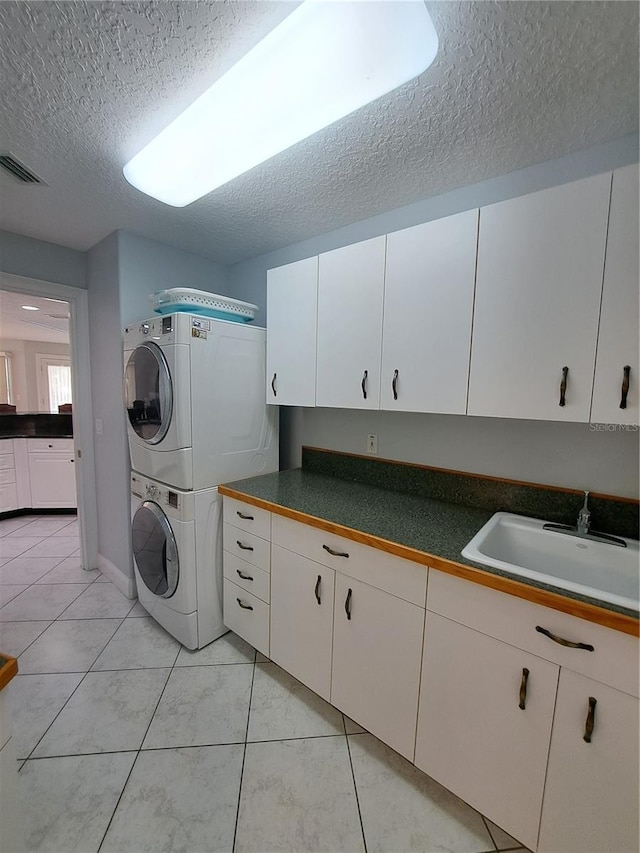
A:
0;338;71;412
303;409;639;500
227;134;640;500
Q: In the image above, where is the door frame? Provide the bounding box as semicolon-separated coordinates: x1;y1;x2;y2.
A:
0;271;98;570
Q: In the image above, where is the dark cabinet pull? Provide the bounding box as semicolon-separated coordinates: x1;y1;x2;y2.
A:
620;365;631;409
584;696;597;743
559;366;569;407
392;369;399;400
236;540;254;552
345;588;352;620
271;373;277;396
237;511;254;520
237;598;253;611
236;570;254;581
323;544;349;558
518;668;530;710
536;625;594;652
361;370;368;399
314;574;321;605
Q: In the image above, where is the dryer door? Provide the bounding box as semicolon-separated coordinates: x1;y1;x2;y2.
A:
132;500;179;598
124;342;173;445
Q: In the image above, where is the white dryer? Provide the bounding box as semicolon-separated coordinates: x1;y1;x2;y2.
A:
130;471;226;649
124;312;278;490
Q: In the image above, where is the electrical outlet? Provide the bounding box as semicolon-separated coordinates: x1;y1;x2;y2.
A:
367;434;378;454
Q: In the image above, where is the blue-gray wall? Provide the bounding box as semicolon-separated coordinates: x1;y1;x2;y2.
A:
0;230;86;289
117;231;230;326
86;233;131;579
227;134;640;498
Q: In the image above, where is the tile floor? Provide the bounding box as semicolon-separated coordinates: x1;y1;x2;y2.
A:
1;514;530;853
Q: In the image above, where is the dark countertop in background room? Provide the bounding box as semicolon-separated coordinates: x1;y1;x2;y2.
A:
219;447;639;631
0;413;73;438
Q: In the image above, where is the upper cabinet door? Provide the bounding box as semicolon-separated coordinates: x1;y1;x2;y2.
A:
468;174;611;422
316;237;386;409
266;256;318;407
590;164;639;425
381;210;478;414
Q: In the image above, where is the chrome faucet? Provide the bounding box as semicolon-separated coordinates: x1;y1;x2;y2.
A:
576;490;591;535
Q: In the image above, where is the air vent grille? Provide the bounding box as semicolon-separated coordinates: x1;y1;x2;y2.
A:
0;153;43;184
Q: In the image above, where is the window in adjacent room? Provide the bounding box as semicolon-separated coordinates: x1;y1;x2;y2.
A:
36;355;72;413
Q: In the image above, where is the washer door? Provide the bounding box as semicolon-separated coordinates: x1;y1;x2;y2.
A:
132;500;179;598
124;342;173;445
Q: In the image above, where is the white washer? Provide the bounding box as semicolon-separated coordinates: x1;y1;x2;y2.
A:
130;471;226;649
124;312;278;490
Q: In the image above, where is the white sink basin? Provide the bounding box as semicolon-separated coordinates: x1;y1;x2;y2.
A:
462;512;639;611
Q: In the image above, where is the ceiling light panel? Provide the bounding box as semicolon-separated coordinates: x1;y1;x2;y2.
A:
123;0;438;207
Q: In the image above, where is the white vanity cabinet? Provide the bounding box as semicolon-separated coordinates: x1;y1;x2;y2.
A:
270;545;335;701
467;173;612;422
380;209;478;414
266;256;318;407
315;236;386;409
538;669;639;853
27;438;77;509
418;569;640;851
590;163;640;425
222;497;272;657
415;611;559;851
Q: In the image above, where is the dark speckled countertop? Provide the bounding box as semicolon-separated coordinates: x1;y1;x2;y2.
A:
221;466;640;627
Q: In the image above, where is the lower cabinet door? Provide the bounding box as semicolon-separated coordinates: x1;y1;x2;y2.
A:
270;545;335;701
414;613;559;851
538;669;640;853
29;453;77;508
331;574;425;761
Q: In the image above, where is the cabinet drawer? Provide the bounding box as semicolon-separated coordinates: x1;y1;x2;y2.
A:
0;439;13;454
0;468;16;486
223;524;270;572
427;570;640;696
223;579;269;657
28;438;74;452
0;454;15;472
272;515;426;606
0;483;18;514
223;552;270;604
223;497;271;541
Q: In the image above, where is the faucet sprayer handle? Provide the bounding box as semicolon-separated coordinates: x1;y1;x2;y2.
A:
582;490;590;509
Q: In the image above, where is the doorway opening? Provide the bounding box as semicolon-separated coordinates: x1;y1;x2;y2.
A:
0;273;98;570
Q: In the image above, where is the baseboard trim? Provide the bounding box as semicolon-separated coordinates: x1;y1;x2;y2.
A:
98;554;137;599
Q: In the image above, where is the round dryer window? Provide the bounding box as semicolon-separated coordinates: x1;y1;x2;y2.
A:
124;342;173;444
132;501;179;598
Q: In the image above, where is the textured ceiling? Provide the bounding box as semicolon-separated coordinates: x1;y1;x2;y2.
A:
0;1;637;266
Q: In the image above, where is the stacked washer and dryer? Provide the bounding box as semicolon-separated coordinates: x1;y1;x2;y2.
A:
124;298;278;649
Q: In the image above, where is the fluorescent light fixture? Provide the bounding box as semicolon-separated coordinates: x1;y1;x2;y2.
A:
21;305;39;311
123;0;438;207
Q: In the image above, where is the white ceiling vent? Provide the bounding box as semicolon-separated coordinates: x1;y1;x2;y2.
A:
0;153;45;184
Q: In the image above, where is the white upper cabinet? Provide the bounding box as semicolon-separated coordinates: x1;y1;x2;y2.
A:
468;173;612;422
316;236;386;409
266;256;318;407
381;210;478;413
590;164;639;425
